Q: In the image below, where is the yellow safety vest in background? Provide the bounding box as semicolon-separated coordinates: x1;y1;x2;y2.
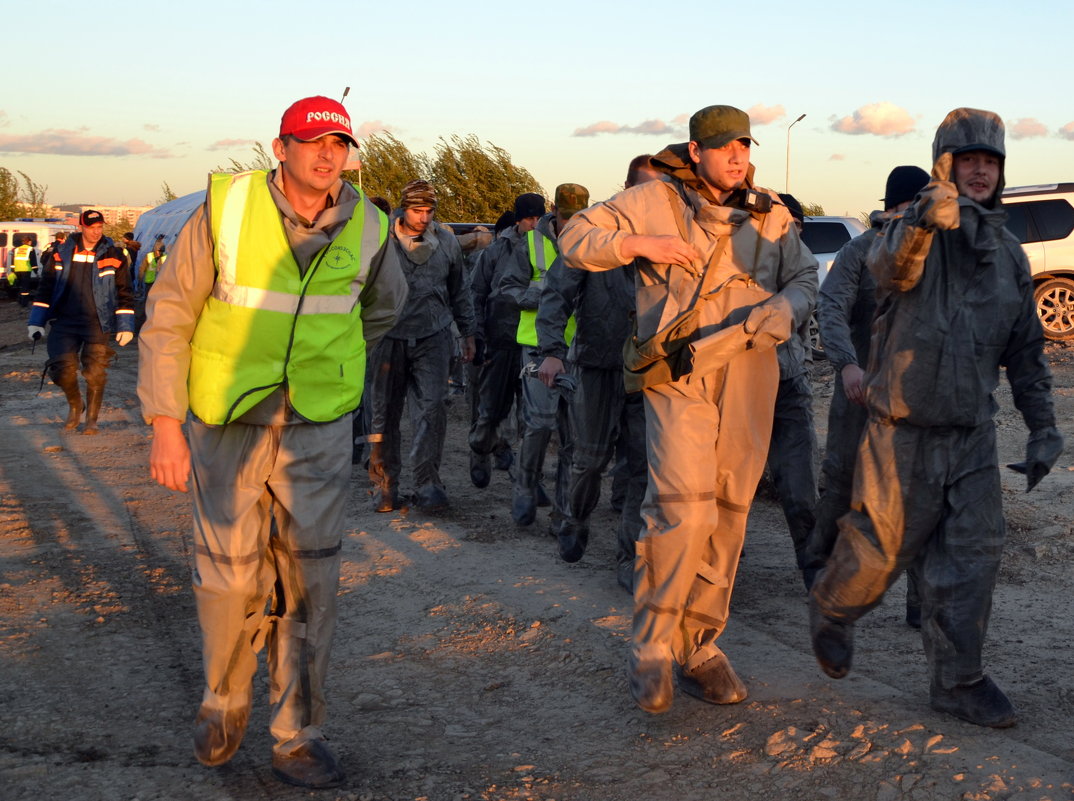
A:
145;252;166;284
188;170;387;424
515;229;576;348
12;245;32;273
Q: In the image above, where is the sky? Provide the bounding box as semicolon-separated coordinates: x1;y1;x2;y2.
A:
4;0;1072;219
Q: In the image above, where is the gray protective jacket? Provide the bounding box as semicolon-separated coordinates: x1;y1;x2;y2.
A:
817;213;882;373
470;225;530;348
386;217;475;341
536;255;635;369
865;116;1054;431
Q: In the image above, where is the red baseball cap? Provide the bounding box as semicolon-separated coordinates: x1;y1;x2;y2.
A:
279;96;357;147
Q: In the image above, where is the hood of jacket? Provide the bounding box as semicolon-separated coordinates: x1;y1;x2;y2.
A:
932;107;1006;207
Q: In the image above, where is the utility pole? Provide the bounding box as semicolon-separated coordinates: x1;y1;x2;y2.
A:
786;113;806;194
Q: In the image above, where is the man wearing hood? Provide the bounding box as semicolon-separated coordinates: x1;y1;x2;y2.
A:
367;180;476;512
559;105;818;714
809;108;1062;728
804;167;930;627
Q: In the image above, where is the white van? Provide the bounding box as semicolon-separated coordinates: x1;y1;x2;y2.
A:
0;219;78;280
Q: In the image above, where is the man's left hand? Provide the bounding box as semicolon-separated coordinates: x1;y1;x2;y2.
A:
1023;426;1064;492
537;356;565;389
115;331;134;347
459;335;476;364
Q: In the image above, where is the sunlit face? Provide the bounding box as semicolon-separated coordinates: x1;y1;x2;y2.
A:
688;138;751;199
272;133;349;196
81;222;104;248
953;150;1000;205
400;205;434;237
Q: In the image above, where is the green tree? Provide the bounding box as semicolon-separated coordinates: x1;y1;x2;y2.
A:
214;142;274;174
346;132;429;209
429;135;545;223
158;181;179;205
0;167;21;220
18;171;48;217
801;201;825;217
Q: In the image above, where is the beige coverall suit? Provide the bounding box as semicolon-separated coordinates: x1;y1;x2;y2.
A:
559;175;817;670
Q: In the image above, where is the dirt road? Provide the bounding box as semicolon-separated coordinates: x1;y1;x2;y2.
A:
1;296;1072;801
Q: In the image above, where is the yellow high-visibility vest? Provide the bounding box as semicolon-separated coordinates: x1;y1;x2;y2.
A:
188;170;387;424
515;229;576;347
12;244;32;273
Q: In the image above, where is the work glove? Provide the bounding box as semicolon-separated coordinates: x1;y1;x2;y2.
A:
1009;426;1064;492
744;296;794;353
915;152;960;231
27;325;45;341
115;331;134;347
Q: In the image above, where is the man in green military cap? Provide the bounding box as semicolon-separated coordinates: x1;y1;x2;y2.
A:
559;105;818;714
497;183;590;528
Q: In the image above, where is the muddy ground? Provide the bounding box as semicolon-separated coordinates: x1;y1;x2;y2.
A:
1;295;1072;801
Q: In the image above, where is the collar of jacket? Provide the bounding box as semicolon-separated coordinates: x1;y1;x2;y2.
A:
391;212;440;265
651;143;758;210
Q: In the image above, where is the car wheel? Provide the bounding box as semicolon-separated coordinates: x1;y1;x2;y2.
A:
1033;277;1074;341
808;314;826;360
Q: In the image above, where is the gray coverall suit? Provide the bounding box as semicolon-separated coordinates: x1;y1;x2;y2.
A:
559;151;818;671
812;115;1059;693
499;213;572;524
535;250;647;583
468;227;526;468
367;218;476;508
138;173;407;754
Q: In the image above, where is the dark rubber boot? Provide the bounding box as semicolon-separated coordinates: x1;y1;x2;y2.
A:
83;386;104;435
49;362;83;431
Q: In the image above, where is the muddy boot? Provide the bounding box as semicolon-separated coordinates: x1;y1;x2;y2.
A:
83;385;104;435
48;359;83;431
930;675;1017;728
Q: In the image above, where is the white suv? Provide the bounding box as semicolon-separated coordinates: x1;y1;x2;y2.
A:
801;215;869;356
1002;184;1074;340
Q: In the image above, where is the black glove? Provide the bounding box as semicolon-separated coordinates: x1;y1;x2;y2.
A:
1009;426;1064;492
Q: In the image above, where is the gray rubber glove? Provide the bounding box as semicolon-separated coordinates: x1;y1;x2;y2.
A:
744;295;794;353
1009;426;1064;492
916;153;960;231
28;325;45;342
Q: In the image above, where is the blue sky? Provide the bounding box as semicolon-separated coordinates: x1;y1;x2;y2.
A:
4;0;1071;217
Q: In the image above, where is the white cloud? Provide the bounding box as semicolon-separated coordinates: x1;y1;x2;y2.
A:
355;120;394;138
831;102;915;137
207;138;256;151
573;117;687;138
1059;122;1074;141
829;154;846;161
144;123;161;132
747;104;785;125
0;128;173;157
1009;117;1048;140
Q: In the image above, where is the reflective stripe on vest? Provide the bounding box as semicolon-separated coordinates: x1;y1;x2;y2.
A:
12;245;32;272
189;170;387;424
515;229;576;347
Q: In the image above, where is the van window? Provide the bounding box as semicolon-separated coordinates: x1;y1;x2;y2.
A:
801;222;852;255
17;233;39;247
0;233;6;247
1029;199;1074;242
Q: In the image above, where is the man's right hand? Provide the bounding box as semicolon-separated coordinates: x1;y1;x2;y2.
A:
150;416;191;493
916;152;960;231
621;235;701;274
537;356;565;389
27;325;44;341
841;363;866;406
